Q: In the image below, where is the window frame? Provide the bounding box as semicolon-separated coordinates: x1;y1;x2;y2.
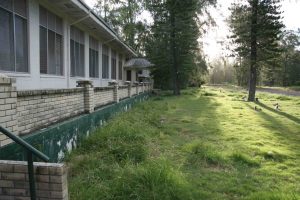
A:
102;44;109;79
118;54;123;80
111;50;117;80
89;36;99;78
70;26;85;77
39;6;64;76
0;0;29;74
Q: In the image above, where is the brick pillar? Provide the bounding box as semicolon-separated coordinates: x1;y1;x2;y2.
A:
0;76;18;147
134;82;139;94
114;84;119;103
77;80;94;113
125;81;132;97
142;82;145;93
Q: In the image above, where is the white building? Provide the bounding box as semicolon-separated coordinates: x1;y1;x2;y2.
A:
0;0;138;90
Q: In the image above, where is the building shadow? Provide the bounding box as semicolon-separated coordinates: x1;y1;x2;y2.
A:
255;102;300;125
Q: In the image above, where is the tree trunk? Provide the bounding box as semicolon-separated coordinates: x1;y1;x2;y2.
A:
248;0;258;102
170;5;180;95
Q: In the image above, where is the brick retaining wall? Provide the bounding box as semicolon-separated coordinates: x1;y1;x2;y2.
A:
0;78;152;147
0;160;68;200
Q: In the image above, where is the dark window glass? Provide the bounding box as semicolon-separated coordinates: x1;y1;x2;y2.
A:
70;26;85;77
0;1;28;73
102;44;109;79
89;36;99;78
40;27;47;74
15;16;28;72
127;70;131;81
39;6;63;75
0;9;14;71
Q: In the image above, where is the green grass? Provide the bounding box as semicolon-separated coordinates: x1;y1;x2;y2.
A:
67;86;300;200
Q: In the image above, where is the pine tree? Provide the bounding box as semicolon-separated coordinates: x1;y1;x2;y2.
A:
229;0;284;101
146;0;215;94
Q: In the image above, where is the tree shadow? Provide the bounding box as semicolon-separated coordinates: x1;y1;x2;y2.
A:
255;102;300;125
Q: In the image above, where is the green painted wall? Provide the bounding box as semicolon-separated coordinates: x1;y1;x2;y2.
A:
0;93;149;163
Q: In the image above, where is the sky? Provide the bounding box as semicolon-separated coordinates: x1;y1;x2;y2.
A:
83;0;300;61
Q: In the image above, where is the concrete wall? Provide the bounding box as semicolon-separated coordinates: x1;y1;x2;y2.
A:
0;160;68;200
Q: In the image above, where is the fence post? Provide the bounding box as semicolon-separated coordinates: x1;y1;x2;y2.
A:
134;82;139;94
125;81;132;97
77;80;94;113
0;75;18;147
109;81;119;103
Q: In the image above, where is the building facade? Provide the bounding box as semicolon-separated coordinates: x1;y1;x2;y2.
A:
0;0;137;90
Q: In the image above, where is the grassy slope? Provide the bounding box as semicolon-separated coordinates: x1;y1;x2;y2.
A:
67;87;300;200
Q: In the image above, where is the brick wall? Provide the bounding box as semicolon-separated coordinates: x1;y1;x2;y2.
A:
94;87;115;108
0;160;68;200
0;77;152;147
119;86;129;100
0;77;18;147
131;86;137;96
17;89;85;135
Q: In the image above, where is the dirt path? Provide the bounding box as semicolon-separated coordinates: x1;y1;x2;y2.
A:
257;88;300;97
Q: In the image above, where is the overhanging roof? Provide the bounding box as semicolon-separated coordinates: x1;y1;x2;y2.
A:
42;0;137;57
124;58;154;69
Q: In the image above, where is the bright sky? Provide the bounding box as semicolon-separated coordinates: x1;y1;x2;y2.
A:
84;0;300;61
203;0;300;61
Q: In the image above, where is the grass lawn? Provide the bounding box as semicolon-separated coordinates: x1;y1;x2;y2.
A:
67;86;300;200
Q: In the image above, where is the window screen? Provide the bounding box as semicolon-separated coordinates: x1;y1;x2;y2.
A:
111;50;116;80
89;36;99;78
0;0;28;72
70;26;85;77
118;54;123;80
102;44;109;79
39;6;63;75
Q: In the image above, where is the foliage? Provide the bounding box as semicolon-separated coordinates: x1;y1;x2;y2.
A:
146;0;216;93
94;0;148;54
229;0;284;100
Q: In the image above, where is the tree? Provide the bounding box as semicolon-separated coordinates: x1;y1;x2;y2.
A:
229;0;284;101
146;0;216;94
95;0;147;54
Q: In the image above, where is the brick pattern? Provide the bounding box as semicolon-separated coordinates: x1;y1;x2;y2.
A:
17;89;85;134
0;160;68;200
77;81;94;113
118;86;129;100
0;77;18;146
0;80;152;147
138;85;144;94
94;87;115;108
131;86;137;96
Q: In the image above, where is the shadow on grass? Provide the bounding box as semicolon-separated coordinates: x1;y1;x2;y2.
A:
255;102;300;124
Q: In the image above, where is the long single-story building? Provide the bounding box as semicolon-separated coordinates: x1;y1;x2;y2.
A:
0;0;147;90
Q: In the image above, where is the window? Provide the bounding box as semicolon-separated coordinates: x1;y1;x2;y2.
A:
126;70;131;81
70;26;84;77
39;6;63;75
89;36;99;78
118;54;123;80
102;44;109;79
111;50;116;80
0;0;28;72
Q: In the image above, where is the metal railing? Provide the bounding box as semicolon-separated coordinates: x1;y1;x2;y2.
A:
0;126;50;200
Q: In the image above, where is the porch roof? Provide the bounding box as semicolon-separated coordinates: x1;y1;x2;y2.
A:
124;58;154;70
